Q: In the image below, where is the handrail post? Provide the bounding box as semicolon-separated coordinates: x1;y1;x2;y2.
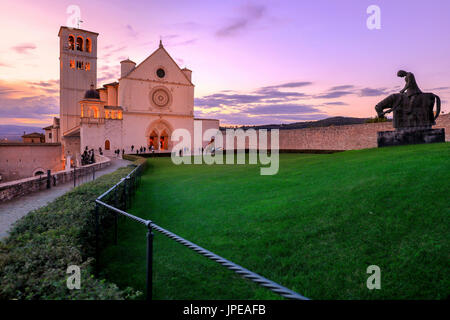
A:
94;202;100;277
46;170;51;189
123;178;128;210
73;168;76;187
146;222;154;301
114;187;118;245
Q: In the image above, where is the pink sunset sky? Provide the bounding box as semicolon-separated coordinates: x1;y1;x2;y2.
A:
0;0;449;127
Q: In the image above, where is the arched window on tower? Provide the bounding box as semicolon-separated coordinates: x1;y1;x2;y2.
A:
68;35;75;50
105;140;110;150
76;36;83;51
86;38;92;53
88;106;99;118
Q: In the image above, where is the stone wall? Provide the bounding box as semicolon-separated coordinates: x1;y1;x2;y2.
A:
221;113;450;151
0;143;63;182
63;136;81;159
0;155;111;203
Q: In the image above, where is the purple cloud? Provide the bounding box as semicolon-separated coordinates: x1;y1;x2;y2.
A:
245;104;320;115
11;43;37;54
323;101;349;106
216;4;266;37
0;94;58;119
195;109;326;125
316;90;353;99
260;81;312;91
329;85;355;91
125;24;139;38
359;87;389;97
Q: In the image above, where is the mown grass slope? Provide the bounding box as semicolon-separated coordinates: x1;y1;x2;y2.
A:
100;143;449;299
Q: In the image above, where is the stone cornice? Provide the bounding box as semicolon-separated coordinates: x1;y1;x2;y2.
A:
124;110;193;118
120;77;194;87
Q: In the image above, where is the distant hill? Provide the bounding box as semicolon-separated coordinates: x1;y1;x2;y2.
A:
0;125;45;141
220;116;391;130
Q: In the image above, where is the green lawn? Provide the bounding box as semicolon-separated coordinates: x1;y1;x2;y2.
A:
99;143;450;299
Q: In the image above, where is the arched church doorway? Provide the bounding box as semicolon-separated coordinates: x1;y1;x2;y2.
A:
160;130;169;150
148;130;158;150
105;140;110;150
145;120;173;152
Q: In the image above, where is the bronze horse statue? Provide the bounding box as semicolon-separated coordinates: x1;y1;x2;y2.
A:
375;92;440;129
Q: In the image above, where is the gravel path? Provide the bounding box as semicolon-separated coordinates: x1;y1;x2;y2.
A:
0;158;130;240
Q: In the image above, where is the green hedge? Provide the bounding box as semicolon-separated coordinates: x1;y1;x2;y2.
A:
365;116;388;123
0;161;146;300
122;154;148;165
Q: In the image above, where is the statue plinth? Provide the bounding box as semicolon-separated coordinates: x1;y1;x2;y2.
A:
377;128;445;147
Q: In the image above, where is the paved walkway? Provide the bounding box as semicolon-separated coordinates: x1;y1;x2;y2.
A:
0;158;130;240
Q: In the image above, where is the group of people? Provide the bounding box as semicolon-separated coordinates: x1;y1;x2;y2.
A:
81;147;96;165
80;144;160;163
114;149;125;157
131;145;155;155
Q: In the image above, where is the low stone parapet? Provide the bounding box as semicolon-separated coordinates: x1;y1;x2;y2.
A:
0;156;111;203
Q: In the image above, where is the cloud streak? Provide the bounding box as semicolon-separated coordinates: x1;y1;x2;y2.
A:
216;4;266;37
195;80;325;125
0;80;59;125
11;43;37;54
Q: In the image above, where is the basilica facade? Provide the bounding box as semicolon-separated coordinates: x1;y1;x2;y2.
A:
57;26;219;164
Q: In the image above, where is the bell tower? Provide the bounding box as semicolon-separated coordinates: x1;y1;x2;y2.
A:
58;26;98;141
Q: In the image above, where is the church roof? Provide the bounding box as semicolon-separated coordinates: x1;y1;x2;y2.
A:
22;132;44;138
120;59;136;64
84;87;100;99
121;43;194;86
103;82;119;87
58;26;99;36
63;126;80;137
104;106;123;110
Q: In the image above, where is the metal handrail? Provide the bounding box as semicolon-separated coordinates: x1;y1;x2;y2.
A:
94;161;309;300
150;222;309;300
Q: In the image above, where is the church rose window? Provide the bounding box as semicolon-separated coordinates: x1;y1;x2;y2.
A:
151;88;170;107
156;68;165;78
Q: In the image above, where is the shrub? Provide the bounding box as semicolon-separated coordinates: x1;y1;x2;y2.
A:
365;116;388;123
122;154;148;166
0;164;145;300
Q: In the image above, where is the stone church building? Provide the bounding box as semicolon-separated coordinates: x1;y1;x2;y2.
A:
58;26;219;164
